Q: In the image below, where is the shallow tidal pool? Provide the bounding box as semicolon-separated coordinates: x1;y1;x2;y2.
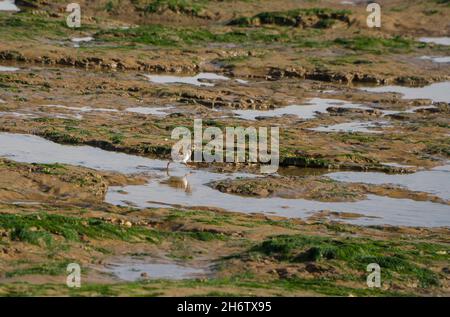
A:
1;133;449;228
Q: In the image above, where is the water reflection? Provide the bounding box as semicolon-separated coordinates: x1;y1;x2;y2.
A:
161;170;193;195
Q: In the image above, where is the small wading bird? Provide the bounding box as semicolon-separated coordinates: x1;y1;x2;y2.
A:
166;144;195;170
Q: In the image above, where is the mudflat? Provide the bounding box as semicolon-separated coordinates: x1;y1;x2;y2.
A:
0;0;449;296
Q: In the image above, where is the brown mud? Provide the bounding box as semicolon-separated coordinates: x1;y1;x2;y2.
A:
0;0;449;296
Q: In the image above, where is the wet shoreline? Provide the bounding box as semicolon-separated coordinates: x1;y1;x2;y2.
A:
0;133;448;228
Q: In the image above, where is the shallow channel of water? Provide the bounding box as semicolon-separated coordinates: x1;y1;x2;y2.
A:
309;121;389;133
362;81;450;103
419;37;450;46
71;37;94;48
145;73;230;87
327;165;450;201
125;106;175;116
231;98;426;121
0;65;19;72
0;133;448;227
0;133;167;173
0;0;19;11
233;98;375;121
420;56;450;64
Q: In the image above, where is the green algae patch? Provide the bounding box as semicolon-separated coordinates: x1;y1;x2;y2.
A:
0;213;164;245
144;0;208;16
250;234;443;288
95;24;290;47
229;8;351;28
